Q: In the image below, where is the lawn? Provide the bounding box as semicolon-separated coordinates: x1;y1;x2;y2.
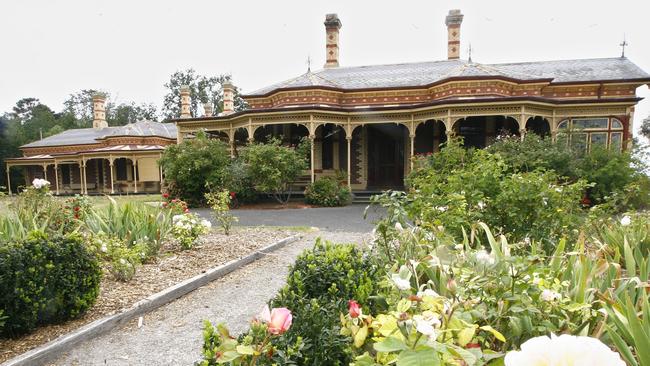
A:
0;194;162;215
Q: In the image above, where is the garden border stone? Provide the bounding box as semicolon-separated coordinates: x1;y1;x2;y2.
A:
1;234;302;366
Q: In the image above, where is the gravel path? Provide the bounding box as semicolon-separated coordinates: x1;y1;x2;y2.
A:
52;230;372;366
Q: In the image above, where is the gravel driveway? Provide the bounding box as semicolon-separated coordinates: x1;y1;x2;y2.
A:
52;231;373;366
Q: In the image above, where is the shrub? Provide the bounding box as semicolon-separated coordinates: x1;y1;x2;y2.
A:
304;176;351;207
268;239;380;365
242;138;309;204
171;212;211;249
159;131;231;205
89;233;148;282
205;189;237;235
0;232;101;336
223;157;258;204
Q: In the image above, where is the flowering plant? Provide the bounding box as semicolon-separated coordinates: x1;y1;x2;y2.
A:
171;212;211;249
200;306;293;366
205;189;238;235
505;334;625;366
90;233;148;281
31;178;50;190
64;194;91;221
161;194;189;215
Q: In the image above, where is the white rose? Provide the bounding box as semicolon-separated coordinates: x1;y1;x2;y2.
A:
505;334;625;366
417;288;439;298
32;178;50;189
395;222;404;231
541;289;561;302
436;206;448;212
477;201;486;210
620;215;631;226
100;244;108;253
475;250;495;266
119;258;127;265
201;219;212;228
391;274;411;291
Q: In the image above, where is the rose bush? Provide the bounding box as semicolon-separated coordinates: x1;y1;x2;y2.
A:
171;212;211;249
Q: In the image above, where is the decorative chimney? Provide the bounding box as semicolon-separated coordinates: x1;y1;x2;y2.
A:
445;9;464;60
323;14;342;68
180;85;192;118
203;103;213;117
222;81;235;115
92;92;108;129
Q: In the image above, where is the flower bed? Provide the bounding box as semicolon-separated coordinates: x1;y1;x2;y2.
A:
0;227;299;363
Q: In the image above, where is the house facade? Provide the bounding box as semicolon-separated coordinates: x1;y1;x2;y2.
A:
173;10;650;191
5;94;176;195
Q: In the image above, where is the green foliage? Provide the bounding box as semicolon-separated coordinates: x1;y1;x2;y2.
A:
89;233;148;282
83;198;172;258
304;176;351;207
269;239;381;365
224;157;259;204
170;212;211;250
159;131;231;205
205;189;238;235
405;138;587;249
0;232;101;336
242;138;309;204
162;69;247;119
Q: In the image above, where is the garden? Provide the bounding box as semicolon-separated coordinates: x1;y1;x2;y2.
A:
0;181;300;362
196;135;650;366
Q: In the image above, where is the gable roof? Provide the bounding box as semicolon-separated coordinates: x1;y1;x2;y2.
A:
245;57;650;97
21;121;177;148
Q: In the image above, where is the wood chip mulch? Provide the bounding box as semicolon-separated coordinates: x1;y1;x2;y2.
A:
0;227;298;363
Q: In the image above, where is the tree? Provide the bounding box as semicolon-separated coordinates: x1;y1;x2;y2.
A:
63;89;99;127
11;98;40;121
159;131;231;205
161;68;248;120
640;115;650;141
242;138;309;204
108;102;158;125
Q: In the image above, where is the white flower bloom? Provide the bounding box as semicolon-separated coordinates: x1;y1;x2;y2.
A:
391;274;411;291
454;244;464;251
119;258;127;265
477;201;486;210
172;214;184;223
620;215;631;226
524;237;531;245
417;288;439;298
395;222;404;231
476;250;496;266
555;187;563;193
100;244;108;253
541;289;561;302
413;311;441;338
32;178;50;189
532;276;542;285
436;206;448;212
542;197;548;206
415;320;436;337
504;334;625;366
201;219;212;229
428;256;441;267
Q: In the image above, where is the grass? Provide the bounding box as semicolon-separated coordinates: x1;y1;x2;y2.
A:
0;194;162;216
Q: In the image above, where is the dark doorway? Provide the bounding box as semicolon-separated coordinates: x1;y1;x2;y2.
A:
367;124;405;188
526;117;551;137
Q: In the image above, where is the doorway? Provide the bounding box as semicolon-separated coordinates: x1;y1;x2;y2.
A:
367;124;406;189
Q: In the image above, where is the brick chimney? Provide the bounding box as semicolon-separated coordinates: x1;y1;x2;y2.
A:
445;9;464;60
180;85;191;118
222;81;235;115
324;14;342;68
203;103;213;117
92;92;108;129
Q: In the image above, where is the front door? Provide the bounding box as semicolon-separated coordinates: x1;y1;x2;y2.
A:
367;125;405;189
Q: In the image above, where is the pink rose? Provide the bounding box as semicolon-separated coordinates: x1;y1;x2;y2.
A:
348;300;361;318
258;305;292;335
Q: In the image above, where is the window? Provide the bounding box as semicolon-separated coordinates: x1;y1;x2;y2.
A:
610;133;623;151
611;118;623;129
572;118;608;129
589;132;607;148
558;117;624;152
116;159;128;180
61;165;71;185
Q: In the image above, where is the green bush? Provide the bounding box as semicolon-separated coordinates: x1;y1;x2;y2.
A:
223;157;258;204
242;138;309;204
159;131;231;205
267;239;380;365
0;232;101;336
304;176;351;207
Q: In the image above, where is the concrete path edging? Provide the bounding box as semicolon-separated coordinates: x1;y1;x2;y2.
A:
2;234;302;366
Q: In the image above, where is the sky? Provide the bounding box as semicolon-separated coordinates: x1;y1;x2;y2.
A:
1;0;649;137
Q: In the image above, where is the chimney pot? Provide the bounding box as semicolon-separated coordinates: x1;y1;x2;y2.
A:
180;85;192;119
92;92;108;129
445;9;464;60
323;13;342;68
222;81;235;115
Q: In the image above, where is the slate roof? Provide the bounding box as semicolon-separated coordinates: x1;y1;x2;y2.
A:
246;57;650;96
21;121;177;148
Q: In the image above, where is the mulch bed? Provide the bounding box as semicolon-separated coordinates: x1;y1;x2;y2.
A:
0;227;298;363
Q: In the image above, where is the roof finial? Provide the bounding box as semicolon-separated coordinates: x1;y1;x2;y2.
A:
620;34;628;58
307;55;311;73
468;43;473;63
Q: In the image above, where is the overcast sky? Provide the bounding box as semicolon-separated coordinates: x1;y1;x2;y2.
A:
1;0;648;136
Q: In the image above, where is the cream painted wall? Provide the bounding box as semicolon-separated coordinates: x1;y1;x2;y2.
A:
138;158;160;182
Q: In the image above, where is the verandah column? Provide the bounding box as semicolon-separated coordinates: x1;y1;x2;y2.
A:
42;164;48;181
109;158;115;194
54;162;60;195
132;158;138;193
409;133;415;172
346;135;352;188
5;165;11;195
309;135;315;183
81;160;87;195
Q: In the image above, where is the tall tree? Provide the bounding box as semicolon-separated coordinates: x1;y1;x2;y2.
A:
63;89;100;127
162;69;248;120
641;115;650;141
108;102;158;126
